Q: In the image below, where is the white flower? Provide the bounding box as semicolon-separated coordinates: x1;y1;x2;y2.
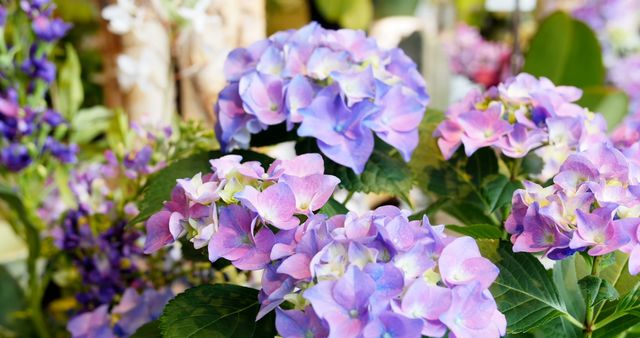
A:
116;51;153;91
102;0;143;35
177;0;221;33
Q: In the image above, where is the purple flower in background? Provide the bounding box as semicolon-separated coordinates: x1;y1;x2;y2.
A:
444;23;511;87
1;143;32;171
21;50;56;83
216;22;429;173
32;15;71;41
67;305;115;338
0;6;6;27
112;288;173;336
46;137;78;163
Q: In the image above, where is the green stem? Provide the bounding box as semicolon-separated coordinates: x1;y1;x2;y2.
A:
343;191;355;205
509;157;523;181
584;255;602;338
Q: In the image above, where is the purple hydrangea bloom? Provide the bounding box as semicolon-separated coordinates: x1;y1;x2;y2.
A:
216;22;429;173
435;73;610;180
143;154;506;338
506;144;640;274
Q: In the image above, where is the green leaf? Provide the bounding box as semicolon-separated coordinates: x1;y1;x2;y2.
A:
373;0;418;18
131;320;161;338
593;283;640;337
491;243;574;333
408;109;445;192
442;199;498;226
53;44;84;119
318;197;348;217
0;265;32;336
339;0;373;30
130;152;218;225
465;148;499;187
446;224;502;239
70;106;114;144
482;175;522;213
321;144;414;200
314;0;373;29
577;86;629;131
159;284;276;338
523;11;604;88
314;0;342;21
578;276;619;308
552;256;585;338
0;185;40;261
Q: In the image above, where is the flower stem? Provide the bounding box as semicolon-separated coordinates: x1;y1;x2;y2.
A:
584;255;603;337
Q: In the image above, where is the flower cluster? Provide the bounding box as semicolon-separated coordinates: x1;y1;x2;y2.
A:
272;209;505;338
506;144;640;274
434;73;609;179
215;22;429;173
143;153;340;256
0;1;75;172
67;287;173;338
443;23;511;87
144;153;506;338
52;210;146;310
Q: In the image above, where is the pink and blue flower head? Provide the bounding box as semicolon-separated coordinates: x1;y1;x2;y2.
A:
215;22;429;173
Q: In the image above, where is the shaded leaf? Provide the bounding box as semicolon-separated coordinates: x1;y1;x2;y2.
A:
0;265;32;336
159;284;276;338
523;11;604;88
318;197;348;217
53;44;84;118
578;276;619;308
70;106;113;144
131;320;161;338
300;140;414;200
465;147;498;186
446;224;502;239
482;175;522;213
442;199;497;226
491;242;573;333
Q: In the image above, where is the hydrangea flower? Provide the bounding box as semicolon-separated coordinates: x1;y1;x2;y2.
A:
506;144;640;273
443;23;511;87
434;73;609;180
144;155;506;337
215;22;429;173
